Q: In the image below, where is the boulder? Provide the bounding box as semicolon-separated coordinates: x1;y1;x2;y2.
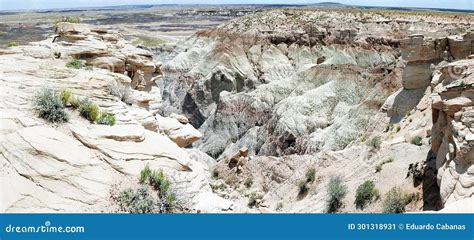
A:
170;113;189;124
156;115;202;148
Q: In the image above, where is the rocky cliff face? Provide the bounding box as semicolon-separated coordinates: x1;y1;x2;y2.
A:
160;10;406;160
431;59;474;209
0;22;231;212
1;9;472;213
156;9;473;212
394;31;473;211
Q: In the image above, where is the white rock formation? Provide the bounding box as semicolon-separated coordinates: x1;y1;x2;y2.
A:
0;23;231;213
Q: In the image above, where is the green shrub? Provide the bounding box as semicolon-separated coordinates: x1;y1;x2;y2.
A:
60;16;81;23
382;187;406;213
403;192;420;205
162;192;177;211
375;158;394;173
139;164;152;184
137;166;177;212
148;169;175;211
210;182;227;192
367;136;382;149
298;181;309;195
244;177;253;188
410;136;423;146
326;175;347;213
96;112;116;126
354;180;379;210
33;88;69;123
53;16;81;30
6;41;18;48
395;125;401;132
248;192;263;207
149;169;170;193
306;168;316;183
59;89;71;106
78;99;99;122
276;202;284;211
66;58;84;69
116;186;155;213
69;95;80;109
212;169;219;178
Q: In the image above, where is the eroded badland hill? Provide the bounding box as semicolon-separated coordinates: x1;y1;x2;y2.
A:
0;7;473;213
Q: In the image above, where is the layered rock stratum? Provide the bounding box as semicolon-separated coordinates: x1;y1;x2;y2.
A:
158;9;473;212
0;23;231;212
0;8;473;213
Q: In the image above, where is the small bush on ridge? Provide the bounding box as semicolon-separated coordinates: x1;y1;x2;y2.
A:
69;95;80;109
59;89;71;106
96;112;116;126
410;136;423;146
139;164;152;184
33;88;68;123
138;165;177;212
6;41;18;48
66;58;84;69
116;186;155;213
79;98;99;122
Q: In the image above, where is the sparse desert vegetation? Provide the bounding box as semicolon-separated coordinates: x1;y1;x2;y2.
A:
2;3;473;215
78;98;100;122
367;136;382;149
115;165;178;213
410;136;423;146
248;191;263;207
34;88;116;126
382;187;419;213
354;180;379;210
326;175;347;213
133;35;165;47
116;186;156;213
6;41;18;48
66;58;84;69
33;88;69;123
375;158;394;173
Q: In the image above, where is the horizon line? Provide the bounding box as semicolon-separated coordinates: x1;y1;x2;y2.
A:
1;2;473;13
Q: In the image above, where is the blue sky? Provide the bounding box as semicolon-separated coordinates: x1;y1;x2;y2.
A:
0;0;472;11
